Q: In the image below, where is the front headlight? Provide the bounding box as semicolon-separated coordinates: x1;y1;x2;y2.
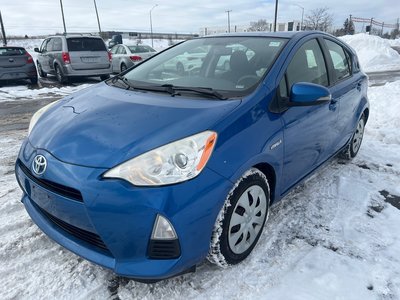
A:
28;100;59;135
103;131;217;186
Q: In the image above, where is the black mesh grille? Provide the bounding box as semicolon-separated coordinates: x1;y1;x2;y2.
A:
34;202;111;254
18;159;83;202
148;239;181;259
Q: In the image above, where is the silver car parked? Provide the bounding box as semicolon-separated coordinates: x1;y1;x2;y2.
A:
34;34;112;83
110;44;157;73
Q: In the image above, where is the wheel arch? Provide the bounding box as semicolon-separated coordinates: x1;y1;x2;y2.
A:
252;162;277;203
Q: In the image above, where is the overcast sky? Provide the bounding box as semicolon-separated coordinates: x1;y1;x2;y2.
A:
1;0;399;36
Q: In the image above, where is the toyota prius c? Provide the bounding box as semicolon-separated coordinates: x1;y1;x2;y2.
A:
15;31;368;282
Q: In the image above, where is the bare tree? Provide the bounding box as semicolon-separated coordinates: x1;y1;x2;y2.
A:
248;19;269;32
305;7;333;32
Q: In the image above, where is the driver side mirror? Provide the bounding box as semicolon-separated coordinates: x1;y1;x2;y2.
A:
288;82;331;107
34;47;40;53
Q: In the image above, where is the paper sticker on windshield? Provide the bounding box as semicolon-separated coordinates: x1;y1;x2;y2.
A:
269;41;281;47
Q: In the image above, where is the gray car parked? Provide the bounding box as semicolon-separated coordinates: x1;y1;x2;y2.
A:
110;44;157;73
0;46;38;84
34;34;112;83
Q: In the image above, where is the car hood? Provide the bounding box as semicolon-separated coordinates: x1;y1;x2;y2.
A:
29;82;241;168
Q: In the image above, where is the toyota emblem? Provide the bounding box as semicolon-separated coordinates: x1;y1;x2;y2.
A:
32;155;47;176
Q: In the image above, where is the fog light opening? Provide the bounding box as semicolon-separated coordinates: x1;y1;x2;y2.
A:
151;214;177;240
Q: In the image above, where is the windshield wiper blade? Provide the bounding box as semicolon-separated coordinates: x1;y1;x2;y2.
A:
109;75;135;90
161;84;227;100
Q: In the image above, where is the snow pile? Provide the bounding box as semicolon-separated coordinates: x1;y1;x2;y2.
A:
366;80;400;144
340;33;400;72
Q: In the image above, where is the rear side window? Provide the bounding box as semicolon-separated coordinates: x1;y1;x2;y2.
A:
52;38;63;51
287;39;328;89
325;39;351;81
0;48;26;56
67;38;106;52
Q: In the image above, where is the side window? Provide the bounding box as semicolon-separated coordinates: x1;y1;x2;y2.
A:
110;46;118;54
40;39;49;52
279;76;288;98
46;39;55;52
325;39;351;81
287;39;329;90
52;38;62;51
117;46;126;55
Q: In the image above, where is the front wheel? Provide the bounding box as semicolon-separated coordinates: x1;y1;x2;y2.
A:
208;168;270;267
339;115;366;160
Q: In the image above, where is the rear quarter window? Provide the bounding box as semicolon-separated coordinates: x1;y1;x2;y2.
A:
67;38;106;52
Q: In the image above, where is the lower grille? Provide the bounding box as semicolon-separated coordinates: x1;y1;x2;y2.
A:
35;202;111;254
148;239;181;259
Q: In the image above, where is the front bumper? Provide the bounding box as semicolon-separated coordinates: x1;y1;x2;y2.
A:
16;139;232;280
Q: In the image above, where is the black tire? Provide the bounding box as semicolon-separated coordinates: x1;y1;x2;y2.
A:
30;77;38;85
208;168;270;266
55;64;68;84
120;63;127;72
339;115;366;160
100;74;110;81
37;62;47;78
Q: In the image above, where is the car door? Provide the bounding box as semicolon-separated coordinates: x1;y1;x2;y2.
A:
322;38;367;152
280;38;338;192
38;39;50;72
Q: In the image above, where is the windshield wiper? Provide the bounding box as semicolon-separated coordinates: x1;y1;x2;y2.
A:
109;75;135;90
161;84;227;100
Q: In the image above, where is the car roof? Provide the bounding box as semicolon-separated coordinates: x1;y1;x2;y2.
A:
202;31;331;40
48;34;102;39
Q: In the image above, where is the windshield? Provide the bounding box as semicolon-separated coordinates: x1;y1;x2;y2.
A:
123;36;287;98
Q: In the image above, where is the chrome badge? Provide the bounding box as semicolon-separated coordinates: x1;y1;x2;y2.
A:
32;155;47;176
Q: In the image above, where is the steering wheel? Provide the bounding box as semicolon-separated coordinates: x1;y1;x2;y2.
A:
236;75;259;87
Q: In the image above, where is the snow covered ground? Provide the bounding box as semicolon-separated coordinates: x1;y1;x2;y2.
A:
1;34;400;299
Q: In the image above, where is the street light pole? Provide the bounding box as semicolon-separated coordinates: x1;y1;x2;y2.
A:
273;0;278;32
150;4;158;48
59;0;67;33
93;0;102;34
226;10;232;33
295;4;304;31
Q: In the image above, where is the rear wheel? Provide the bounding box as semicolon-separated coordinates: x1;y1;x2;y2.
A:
339;115;366;160
55;64;68;84
37;62;47;78
120;63;127;72
208;168;270;266
30;77;38;85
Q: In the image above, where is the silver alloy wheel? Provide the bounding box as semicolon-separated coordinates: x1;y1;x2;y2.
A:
352;117;365;154
228;185;267;254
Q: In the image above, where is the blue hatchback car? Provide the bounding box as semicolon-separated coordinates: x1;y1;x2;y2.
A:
15;31;368;282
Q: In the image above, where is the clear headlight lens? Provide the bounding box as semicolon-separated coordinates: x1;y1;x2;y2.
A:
103;131;217;186
28;100;59;135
